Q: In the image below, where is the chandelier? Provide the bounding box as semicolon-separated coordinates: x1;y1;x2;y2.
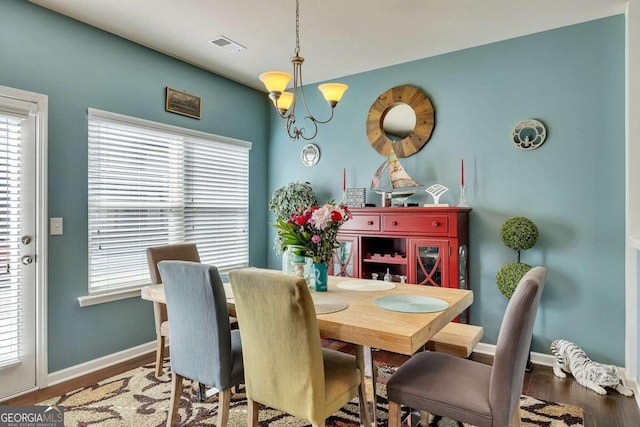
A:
259;0;348;141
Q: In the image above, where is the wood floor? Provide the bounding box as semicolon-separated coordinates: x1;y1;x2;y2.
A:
3;343;640;426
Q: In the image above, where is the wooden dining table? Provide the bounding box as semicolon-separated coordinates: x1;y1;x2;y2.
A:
141;272;473;427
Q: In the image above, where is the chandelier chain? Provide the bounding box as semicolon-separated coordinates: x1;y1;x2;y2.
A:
295;0;300;56
259;0;346;141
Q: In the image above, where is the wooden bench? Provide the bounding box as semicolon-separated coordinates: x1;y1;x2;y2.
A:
425;322;483;358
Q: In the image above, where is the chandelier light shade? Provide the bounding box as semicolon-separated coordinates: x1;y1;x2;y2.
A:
318;83;348;106
259;71;291;94
259;0;348;141
274;92;294;114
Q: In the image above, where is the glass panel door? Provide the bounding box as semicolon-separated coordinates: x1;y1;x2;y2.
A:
331;237;358;278
0;93;38;399
411;239;448;286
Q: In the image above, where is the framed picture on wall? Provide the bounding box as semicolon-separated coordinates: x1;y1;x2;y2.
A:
165;87;201;119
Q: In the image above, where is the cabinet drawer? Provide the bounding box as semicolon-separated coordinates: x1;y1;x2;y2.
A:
341;215;380;232
383;215;449;234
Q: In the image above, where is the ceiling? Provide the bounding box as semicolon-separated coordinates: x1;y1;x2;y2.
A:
29;0;627;91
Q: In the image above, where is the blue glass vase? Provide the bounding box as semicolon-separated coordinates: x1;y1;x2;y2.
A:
313;262;329;292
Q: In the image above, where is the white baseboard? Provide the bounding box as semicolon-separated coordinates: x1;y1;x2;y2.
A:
474;342;556;368
47;341;157;387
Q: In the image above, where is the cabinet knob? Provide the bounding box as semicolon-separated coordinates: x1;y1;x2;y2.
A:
432;221;439;227
367;220;374;225
391;221;398;226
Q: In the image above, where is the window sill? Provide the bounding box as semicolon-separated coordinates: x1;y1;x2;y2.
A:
78;288;142;307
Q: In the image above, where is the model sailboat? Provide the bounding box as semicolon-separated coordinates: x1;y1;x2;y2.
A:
370;152;422;204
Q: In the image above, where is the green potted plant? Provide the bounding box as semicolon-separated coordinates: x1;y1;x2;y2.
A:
496;216;539;298
268;181;318;223
268;182;318;279
496;215;540;372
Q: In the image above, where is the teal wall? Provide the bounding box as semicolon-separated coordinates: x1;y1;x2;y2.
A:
0;0;627;371
1;0;270;372
267;16;626;364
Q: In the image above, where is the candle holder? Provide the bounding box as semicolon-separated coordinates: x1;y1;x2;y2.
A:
457;185;470;207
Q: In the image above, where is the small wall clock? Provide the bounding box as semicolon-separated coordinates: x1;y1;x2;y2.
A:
512;119;547;151
301;143;320;167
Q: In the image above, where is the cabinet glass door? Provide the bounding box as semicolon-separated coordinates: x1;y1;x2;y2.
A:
331;237;358;277
458;245;468;290
411;239;448;286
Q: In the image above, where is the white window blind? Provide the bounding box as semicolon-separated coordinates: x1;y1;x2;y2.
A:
0;110;25;368
88;109;251;295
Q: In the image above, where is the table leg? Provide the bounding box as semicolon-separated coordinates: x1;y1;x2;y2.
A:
356;345;377;427
196;382;220;402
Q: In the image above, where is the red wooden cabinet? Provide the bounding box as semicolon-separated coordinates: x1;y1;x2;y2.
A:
331;207;471;289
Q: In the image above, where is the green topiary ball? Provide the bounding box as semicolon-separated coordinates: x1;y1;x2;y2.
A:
496;262;532;298
500;216;539;251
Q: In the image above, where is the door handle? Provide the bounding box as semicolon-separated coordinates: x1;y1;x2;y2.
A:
22;255;33;265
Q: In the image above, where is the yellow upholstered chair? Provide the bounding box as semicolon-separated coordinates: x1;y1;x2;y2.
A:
229;269;362;427
146;243;200;376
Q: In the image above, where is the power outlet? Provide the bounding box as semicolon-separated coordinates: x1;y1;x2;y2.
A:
50;217;63;235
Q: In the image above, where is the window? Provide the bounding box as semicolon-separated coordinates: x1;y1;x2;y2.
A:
0;109;26;367
87;109;251;295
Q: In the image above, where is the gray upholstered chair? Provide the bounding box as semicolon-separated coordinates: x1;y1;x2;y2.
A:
159;261;243;427
229;269;363;427
146;243;201;376
387;266;547;427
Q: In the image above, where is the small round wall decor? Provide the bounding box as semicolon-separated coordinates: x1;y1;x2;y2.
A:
512;119;547;151
301;143;320;167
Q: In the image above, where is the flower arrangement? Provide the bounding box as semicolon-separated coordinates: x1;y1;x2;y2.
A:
273;202;351;264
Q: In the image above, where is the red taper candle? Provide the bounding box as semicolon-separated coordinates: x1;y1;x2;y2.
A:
343;168;346;192
461;159;464;187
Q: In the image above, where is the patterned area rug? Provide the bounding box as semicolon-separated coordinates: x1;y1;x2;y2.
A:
40;361;583;426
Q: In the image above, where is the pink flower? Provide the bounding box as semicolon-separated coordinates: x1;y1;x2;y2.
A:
343;205;352;219
311;204;333;230
312;235;321;243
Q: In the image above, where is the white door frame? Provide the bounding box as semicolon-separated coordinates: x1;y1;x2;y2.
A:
0;85;48;398
626;1;639;386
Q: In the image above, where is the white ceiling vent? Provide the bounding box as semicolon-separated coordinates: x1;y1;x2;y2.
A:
209;36;246;53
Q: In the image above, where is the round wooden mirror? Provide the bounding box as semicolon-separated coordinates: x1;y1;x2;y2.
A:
382;104;416;141
366;85;435;158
